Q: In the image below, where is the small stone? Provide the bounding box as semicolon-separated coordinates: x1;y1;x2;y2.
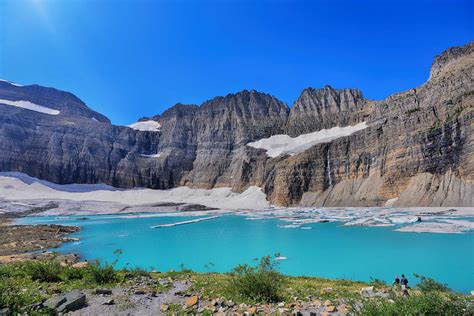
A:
160;304;169;312
277;302;285;307
322;287;333;293
95;289;112;295
323;300;332;306
186;295;199;307
337;304;349;313
103;299;114;305
312;299;322;306
326;305;337;312
226;300;235;307
247;306;257;314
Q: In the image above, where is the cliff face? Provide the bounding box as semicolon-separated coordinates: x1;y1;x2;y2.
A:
0;42;472;207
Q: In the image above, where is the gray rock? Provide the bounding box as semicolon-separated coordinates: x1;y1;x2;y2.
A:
95;288;112;295
56;290;86;312
0;41;472;208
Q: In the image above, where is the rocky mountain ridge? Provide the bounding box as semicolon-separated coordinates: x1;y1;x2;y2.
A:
0;41;472;207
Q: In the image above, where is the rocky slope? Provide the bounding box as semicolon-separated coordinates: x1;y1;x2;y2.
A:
0;42;472;207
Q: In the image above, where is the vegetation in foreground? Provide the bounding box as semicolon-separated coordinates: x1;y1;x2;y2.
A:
0;254;472;315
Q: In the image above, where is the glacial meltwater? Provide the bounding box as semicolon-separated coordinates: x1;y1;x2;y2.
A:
18;214;474;293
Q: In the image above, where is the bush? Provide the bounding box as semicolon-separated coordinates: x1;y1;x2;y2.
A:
126;267;150;278
357;292;469;315
23;260;63;283
414;274;450;293
0;277;44;311
227;255;285;303
62;266;85;280
86;260;119;285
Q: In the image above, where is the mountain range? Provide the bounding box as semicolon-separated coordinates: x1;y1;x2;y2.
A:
0;41;472;207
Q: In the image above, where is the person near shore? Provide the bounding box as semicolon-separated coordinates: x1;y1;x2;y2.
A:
400;274;409;287
393;275;400;287
400;274;410;296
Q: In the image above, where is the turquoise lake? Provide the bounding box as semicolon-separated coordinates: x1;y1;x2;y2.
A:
19;214;474;293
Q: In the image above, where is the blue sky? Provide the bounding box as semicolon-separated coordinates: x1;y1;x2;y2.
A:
1;0;472;125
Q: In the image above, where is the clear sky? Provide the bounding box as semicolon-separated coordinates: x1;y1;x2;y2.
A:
1;0;472;125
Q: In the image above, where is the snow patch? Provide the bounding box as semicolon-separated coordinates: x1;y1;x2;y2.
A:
0;172;270;211
0;79;23;87
0;99;60;115
141;153;161;158
247;122;368;157
128;120;161;132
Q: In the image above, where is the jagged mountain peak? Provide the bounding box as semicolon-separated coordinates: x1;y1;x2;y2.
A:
429;40;474;80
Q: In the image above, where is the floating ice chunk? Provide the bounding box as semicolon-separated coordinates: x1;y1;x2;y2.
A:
275;256;287;260
151;216;220;228
247;122;368;157
389;216;420;224
128;120;161;131
395;220;474;234
278;224;301;229
0;99;60;115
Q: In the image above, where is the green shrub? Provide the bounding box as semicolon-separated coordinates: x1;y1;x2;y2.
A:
357;292;469;315
0;277;44;311
369;277;387;288
227;255;285;303
62;266;85;280
126;266;150;278
85;260;118;285
23;260;63;283
414;274;450;293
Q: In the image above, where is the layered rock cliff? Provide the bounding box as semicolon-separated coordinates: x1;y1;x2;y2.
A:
0;42;472;207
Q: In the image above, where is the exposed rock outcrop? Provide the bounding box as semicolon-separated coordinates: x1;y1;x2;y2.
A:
0;41;472;207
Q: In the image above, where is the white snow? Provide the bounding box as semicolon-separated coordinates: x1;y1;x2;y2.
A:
395;220;474;234
141;153;161;158
0;98;60;115
0;79;23;87
247;122;368;157
91;117;99;122
151;216;220;228
0;172;270;211
127;120;161;132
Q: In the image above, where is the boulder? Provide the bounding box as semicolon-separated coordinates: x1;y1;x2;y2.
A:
360;286;375;297
56;290;86;312
160;304;169;312
186;295;199;307
95;288;112;295
72;261;89;268
44;296;67;309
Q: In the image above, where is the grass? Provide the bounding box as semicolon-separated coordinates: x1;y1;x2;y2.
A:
226;255;285;303
358;291;473;315
1;257;472;314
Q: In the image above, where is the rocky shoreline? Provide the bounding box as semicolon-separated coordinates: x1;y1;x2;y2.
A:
0;209;80;264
